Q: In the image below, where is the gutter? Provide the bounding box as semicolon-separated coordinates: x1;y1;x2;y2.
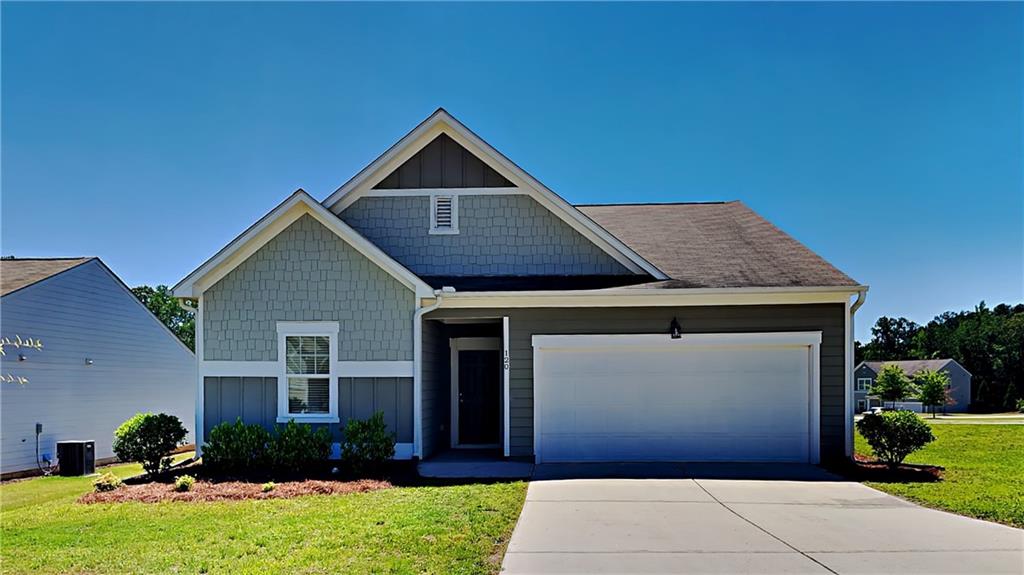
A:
412;287;454;460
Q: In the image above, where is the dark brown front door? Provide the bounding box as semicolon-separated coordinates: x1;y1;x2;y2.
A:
458;349;500;445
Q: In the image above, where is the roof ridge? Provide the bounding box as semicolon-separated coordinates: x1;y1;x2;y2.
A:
575;201;737;207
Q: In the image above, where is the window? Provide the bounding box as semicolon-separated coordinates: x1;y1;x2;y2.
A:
430;195;459;234
277;322;339;423
856;377;872;392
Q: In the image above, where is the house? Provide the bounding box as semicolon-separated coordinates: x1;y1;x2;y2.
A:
174;109;868;466
0;257;195;477
854;359;972;413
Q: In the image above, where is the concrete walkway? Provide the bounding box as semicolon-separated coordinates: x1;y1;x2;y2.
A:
502;466;1024;574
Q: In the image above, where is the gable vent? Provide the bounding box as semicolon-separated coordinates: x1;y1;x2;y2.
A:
430;195;458;234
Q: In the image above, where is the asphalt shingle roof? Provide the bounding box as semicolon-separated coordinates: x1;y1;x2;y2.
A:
576;201;859;289
0;257;93;297
861;360;957;376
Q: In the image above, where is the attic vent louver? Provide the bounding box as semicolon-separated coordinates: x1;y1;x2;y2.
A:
430;195;458;234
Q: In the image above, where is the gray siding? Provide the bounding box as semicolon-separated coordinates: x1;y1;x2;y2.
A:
203;214;415;361
427;304;848;462
855;363;971;413
0;260;195;475
420;320;450;458
340;195;630;277
374;134;512;189
203;376;413;443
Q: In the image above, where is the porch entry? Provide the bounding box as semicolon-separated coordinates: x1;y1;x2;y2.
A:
451;337;502;449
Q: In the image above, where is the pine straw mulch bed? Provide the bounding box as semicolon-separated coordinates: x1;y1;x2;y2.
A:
79;478;391;504
829;454;944;483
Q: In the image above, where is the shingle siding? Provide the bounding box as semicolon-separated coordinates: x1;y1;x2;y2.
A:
339;195;630;277
426;304;848;462
203;214;415;361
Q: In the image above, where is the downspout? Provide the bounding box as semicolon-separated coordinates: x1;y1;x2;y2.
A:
846;288;868;459
412;287;453;460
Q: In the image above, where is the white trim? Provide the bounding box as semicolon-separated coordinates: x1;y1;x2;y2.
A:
429;194;459;235
502;316;511;458
199;360;413;378
322;109;666;279
173;190;433;299
437;286;866;309
276;322;340;424
532;331;823;349
195;294;205;457
856;377;872;392
338;361;414;378
450;337;502;449
531;331;822;465
366;187;524;198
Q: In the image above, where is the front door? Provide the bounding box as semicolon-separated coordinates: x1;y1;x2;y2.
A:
457;349;501;446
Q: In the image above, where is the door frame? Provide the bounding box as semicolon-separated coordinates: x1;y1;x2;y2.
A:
531;332;822;464
450;337;503;449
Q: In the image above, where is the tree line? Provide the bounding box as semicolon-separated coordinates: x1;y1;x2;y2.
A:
856;302;1024;411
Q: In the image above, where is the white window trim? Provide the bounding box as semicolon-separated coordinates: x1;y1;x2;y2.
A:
429;194;459;235
276;321;340;423
856;377;872;392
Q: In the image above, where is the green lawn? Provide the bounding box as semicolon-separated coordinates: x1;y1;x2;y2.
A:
855;424;1024;528
1;460;527;574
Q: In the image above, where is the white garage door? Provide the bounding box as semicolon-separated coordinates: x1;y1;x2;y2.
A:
533;332;821;464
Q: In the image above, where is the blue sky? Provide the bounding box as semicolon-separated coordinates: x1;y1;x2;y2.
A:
2;2;1021;340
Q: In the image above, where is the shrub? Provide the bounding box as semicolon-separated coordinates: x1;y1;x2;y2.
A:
93;473;123;492
268;420;332;473
1017;398;1024;413
174;474;196;492
261;481;276;493
342;411;395;476
202;418;271;474
857;411;935;468
112;413;189;476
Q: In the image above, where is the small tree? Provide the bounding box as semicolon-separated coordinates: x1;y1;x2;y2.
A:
871;364;917;409
856;411;935;468
916;369;953;417
112;413;188;476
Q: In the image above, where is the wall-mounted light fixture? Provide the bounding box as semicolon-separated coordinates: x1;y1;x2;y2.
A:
84;358;94;366
669;318;682;339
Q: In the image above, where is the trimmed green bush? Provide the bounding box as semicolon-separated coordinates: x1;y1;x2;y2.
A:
261;481;276;493
857;411;936;468
93;472;123;492
342;411;395;476
202;418;271;474
112;413;188;476
268;420;332;473
174;474;196;492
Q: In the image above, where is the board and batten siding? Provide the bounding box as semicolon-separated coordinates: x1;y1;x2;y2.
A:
203;377;413;444
339;195;631;277
0;260;195;475
203;214;415;362
426;304;848;462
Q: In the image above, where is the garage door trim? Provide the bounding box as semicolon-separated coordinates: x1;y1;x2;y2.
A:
532;331;822;464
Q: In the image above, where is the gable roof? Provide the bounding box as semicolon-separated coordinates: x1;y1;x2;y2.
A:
173;190;433;299
373;133;513;189
577;202;859;289
1;257;94;297
859;359;969;377
322;108;667;280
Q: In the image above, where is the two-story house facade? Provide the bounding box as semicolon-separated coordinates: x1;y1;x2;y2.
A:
854;359;972;413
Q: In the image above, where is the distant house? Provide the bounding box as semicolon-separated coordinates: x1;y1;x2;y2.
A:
0;257;195;477
854;359;972;413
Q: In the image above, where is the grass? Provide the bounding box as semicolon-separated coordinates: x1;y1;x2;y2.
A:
1;459;528;574
855;424;1024;528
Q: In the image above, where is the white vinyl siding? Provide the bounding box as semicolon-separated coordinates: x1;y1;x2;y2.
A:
0;260;195;475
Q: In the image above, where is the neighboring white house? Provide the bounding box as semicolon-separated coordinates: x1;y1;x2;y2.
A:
0;257;195;477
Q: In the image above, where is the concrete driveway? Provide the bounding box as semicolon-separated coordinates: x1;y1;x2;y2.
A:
502;465;1024;574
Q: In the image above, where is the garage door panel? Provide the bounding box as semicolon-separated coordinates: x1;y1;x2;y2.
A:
535;334;819;463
